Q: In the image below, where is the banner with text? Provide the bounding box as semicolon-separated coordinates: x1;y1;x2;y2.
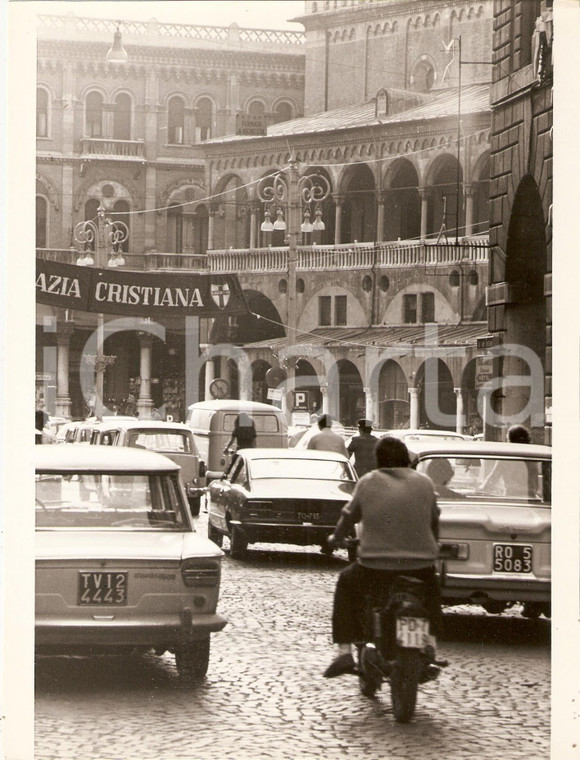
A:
36;258;249;317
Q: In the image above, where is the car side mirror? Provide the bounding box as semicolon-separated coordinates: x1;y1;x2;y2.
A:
205;470;225;483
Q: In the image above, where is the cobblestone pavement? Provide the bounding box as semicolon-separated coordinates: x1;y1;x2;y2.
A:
35;513;550;760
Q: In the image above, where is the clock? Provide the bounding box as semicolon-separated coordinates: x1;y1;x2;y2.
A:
209;377;230;399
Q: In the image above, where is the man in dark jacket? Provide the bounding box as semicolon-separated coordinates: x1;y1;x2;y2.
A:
347;418;377;477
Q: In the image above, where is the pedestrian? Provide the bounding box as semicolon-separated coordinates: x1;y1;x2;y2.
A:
225;412;257;452
481;424;536;496
347;418;377;477
306;414;348;458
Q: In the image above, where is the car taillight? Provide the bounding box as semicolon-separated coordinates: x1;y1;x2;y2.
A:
181;560;220;587
439;543;470;560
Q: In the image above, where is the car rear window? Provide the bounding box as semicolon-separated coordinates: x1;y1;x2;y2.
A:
417;456;551;505
126;430;193;453
35;472;189;529
250;458;354;481
223;413;280;433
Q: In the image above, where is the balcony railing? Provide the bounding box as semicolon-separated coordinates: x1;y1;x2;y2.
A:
38;239;487;274
208;238;489;274
80;138;145;158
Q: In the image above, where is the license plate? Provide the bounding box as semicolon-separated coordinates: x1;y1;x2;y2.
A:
396;616;430;648
78;572;128;605
297;512;320;522
493;544;533;573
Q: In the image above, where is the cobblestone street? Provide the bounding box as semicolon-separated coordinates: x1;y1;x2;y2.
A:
34;514;550;760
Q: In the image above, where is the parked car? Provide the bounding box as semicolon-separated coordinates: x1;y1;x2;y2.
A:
383;428;474;443
35;445;227;682
89;419;206;516
186;400;288;476
409;440;551;618
206;448;358;559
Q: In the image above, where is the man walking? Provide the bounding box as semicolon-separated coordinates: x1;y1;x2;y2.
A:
347;418;377;477
307;414;348;458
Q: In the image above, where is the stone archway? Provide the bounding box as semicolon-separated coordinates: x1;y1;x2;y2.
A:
295;359;321;415
339;164;376;243
384;159;420;241
328;359;365;426
378;359;409;429
251;359;272;404
210;290;285;344
427;154;464;238
415;358;455;430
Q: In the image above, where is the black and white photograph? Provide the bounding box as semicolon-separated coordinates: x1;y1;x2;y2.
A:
2;0;579;758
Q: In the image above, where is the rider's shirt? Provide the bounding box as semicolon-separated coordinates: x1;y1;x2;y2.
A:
342;467;440;570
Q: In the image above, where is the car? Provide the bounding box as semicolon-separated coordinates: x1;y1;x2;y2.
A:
35;445;227;683
382;428;474;443
206;448;358;559
88;419;206;516
408;440;551;618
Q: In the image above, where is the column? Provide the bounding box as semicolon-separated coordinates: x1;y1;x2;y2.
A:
204;358;215;400
320;384;330;415
363;387;377;424
55;323;74;419
454;387;465;434
207;207;216;250
136;332;154;419
408;386;419;429
334;200;342;245
144;166;157;252
376;196;386;242
249;205;258;249
464;184;474;236
419;187;429;240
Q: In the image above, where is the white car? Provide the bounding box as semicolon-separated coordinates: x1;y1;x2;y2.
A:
35;445;227;682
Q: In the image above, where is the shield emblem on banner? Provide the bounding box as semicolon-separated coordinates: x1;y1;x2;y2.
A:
211;282;231;310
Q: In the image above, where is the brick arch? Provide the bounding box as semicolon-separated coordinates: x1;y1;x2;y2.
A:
158;178;206;211
73;173;142;212
36;172;60;211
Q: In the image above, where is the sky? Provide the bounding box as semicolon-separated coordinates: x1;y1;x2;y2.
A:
25;0;307;30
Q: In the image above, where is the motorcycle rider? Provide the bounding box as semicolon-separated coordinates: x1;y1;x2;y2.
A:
323;435;442;678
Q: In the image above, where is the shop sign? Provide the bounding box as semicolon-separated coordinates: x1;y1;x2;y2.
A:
236;114;266;136
475;355;494;389
267;388;283;401
36;258;249;317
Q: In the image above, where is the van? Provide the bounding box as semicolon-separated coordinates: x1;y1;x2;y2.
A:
89;419;206;515
185;400;288;476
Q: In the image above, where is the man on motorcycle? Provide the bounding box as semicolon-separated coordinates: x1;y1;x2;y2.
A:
323;435;442;678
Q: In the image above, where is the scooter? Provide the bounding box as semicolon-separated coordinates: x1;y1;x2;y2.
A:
343;541;448;722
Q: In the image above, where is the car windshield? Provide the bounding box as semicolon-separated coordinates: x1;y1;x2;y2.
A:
126;430;193;453
417;456;551;505
250;458;354;481
35;471;188;529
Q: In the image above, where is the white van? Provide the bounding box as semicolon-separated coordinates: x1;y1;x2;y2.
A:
186;400;288;476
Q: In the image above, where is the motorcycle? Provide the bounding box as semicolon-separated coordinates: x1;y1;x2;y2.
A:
345;541;448;722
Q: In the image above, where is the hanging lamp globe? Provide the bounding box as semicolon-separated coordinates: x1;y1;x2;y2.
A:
106;24;129;63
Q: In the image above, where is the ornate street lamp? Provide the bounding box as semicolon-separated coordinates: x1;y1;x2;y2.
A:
74;204;129;420
257;156;331;419
106;23;129;64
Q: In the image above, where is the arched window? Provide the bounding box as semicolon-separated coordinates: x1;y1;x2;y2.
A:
86;91;104;138
168;96;185;144
411;60;435;92
196;98;213;141
37;88;49;137
167;204;184;252
272;101;293;124
85;198;100;224
248;101;266;119
113;92;132;140
36;196;48;248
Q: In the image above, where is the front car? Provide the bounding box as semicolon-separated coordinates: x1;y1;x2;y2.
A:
207;448;357;557
35;445;226;681
410;441;551;617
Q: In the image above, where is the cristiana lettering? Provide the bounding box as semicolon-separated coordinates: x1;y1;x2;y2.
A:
36;272;82;299
94;282;204;307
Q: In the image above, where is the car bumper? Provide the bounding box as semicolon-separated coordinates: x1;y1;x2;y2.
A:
441;573;550;602
231;520;334;546
35;612;227;649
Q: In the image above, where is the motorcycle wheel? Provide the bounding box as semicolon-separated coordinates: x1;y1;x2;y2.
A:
390;649;421;723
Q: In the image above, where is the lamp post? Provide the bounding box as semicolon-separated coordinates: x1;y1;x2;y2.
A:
258;155;330;419
74;203;129;420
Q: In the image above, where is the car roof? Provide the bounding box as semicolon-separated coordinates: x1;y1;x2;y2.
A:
237;448;350;462
383;429;471;438
35;444;180;472
407;441;551;459
187;400;282;413
93;420;192;433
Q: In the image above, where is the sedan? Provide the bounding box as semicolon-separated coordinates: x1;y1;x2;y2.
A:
410;440;551;618
35;445;227;683
206;448;358;559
